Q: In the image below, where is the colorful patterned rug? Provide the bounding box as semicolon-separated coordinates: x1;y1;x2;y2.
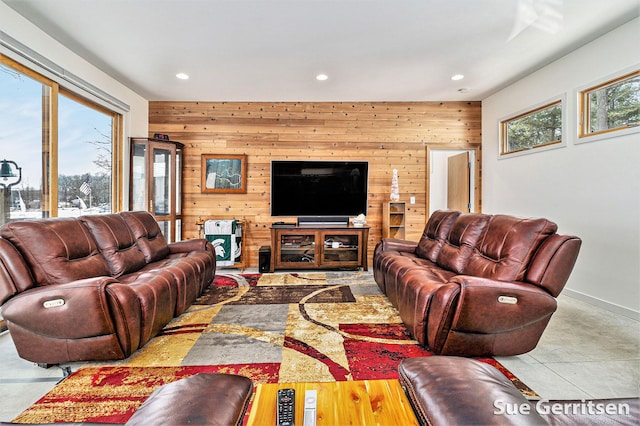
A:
13;271;535;423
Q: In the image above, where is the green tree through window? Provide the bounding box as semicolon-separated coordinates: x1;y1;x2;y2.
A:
501;101;562;155
583;70;640;137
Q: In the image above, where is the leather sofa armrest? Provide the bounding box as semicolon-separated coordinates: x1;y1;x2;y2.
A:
1;277;137;341
448;275;558;334
126;373;253;426
398;356;545;425
169;239;214;254
379;238;418;253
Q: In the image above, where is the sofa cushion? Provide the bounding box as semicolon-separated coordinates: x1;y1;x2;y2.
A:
120;211;170;263
415;210;460;261
464;215;558;281
81;214;147;277
0;218;110;286
134;256;200;316
122;271;178;344
436;213;490;274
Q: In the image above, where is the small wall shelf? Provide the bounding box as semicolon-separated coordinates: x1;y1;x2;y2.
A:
382;202;406;239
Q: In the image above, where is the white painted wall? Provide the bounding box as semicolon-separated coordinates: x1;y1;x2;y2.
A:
482;18;640;318
0;2;149;208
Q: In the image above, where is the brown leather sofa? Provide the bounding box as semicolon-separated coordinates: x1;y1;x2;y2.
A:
0;211;216;365
373;210;581;356
399;356;639;425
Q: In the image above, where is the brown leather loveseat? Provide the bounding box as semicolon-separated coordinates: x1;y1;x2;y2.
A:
0;211;216;365
373;210;581;356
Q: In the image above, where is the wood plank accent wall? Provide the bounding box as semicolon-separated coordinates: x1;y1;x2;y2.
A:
148;101;481;268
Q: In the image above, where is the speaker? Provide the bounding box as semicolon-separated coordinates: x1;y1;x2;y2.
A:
258;246;271;273
297;216;349;226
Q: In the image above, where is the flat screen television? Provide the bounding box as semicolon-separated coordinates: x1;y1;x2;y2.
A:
271;160;368;217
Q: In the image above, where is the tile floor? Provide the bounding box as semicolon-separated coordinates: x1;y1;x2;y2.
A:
0;282;638;421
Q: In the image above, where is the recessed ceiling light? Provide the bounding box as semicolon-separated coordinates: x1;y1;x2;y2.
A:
176;73;189;80
451;74;464;81
316;74;329;81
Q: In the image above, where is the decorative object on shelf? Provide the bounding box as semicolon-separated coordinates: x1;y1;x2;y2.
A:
153;133;170;141
390;168;399;201
201;154;247;194
351;214;367;227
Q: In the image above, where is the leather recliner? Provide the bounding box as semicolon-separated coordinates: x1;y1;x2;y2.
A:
373;210;581;356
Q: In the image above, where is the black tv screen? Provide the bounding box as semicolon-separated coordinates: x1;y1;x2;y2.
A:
271;160;368;217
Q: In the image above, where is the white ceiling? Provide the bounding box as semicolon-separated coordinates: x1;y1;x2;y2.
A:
4;0;639;102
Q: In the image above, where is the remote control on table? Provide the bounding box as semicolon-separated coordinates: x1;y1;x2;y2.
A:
303;389;317;426
276;388;295;426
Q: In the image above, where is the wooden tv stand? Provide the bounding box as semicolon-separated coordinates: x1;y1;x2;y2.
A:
270;224;369;272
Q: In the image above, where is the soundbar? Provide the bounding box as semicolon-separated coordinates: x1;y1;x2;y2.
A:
297;216;349;226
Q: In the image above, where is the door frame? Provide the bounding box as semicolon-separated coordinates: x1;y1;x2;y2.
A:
425;143;482;214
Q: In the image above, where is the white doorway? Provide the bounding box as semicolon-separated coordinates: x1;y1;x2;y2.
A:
426;144;481;216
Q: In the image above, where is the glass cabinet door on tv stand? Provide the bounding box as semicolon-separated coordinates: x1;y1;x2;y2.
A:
321;232;361;267
278;231;318;268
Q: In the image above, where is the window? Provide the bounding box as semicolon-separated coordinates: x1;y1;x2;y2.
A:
0;54;122;225
579;69;640;139
58;91;118;215
500;100;563;156
0;60;47;222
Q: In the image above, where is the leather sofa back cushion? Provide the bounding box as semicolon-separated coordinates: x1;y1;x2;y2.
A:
0;219;110;286
465;215;558;282
120;211;170;263
81;214;147;277
415;210;460;262
436;213;490;274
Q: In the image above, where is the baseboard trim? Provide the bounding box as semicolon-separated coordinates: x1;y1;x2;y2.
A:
562;288;640;321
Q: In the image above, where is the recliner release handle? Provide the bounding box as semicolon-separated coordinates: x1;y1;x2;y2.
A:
498;295;518;305
43;299;65;308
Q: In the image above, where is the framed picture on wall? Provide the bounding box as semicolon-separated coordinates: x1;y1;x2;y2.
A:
201;154;247;193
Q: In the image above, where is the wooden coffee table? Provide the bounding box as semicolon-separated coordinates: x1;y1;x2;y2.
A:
246;379;418;425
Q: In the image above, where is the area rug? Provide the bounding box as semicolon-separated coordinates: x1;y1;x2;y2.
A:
13;271;535;424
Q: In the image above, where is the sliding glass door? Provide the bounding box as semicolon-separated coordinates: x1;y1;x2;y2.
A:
0;54;122;226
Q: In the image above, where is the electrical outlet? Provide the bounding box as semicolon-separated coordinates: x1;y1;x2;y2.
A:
410;196;416;204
